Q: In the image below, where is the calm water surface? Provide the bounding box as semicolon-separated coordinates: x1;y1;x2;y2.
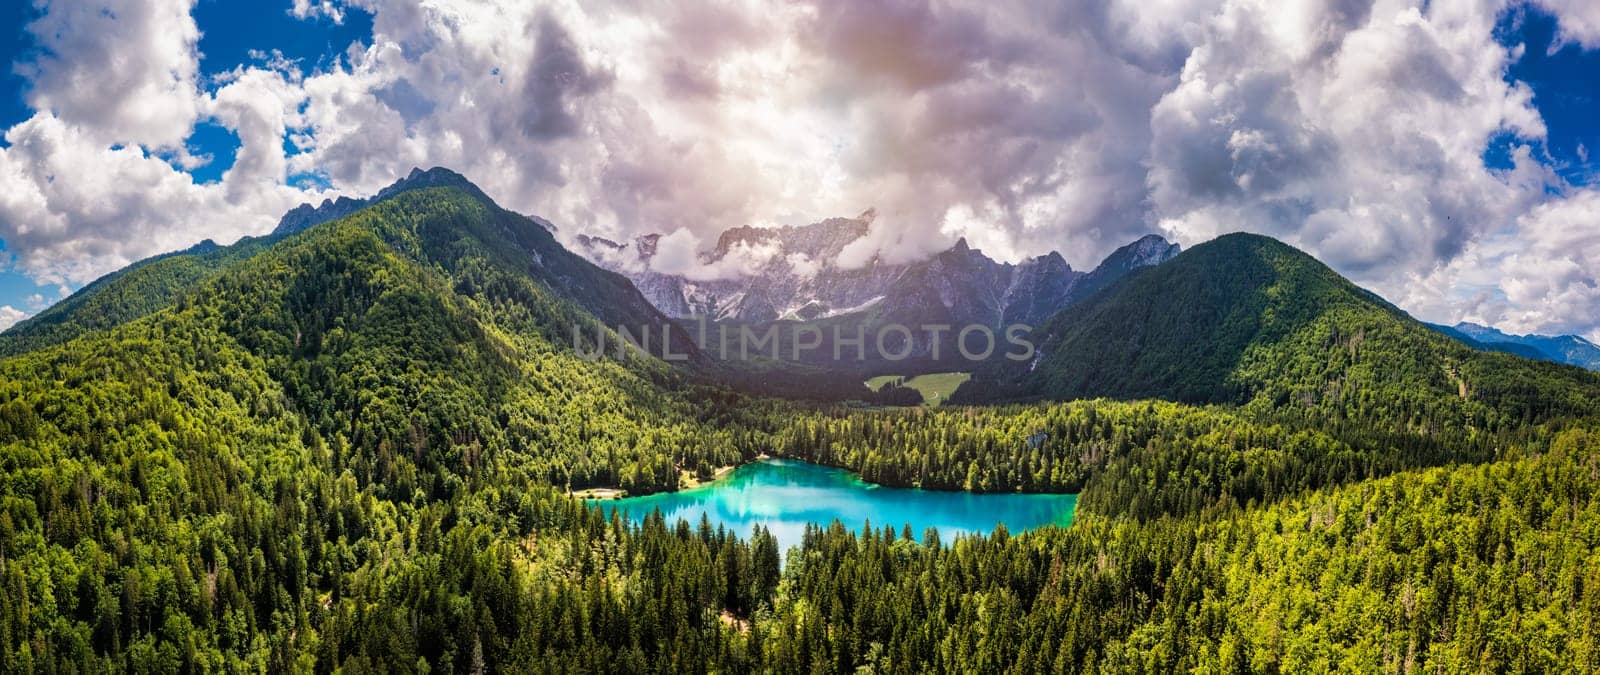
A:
590;459;1076;552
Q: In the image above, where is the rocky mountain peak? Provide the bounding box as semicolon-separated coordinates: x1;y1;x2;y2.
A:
574;209;1184;329
1124;234;1182;267
373;166;479;201
1021;250;1072;275
635;233;662;260
271;166;491;237
575;234;624;251
711;216;871;263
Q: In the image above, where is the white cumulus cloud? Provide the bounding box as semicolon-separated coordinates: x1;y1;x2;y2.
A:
1;0;1599;343
0;305;27;331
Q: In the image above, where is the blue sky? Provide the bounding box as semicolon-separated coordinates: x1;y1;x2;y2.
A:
0;0;371;319
1488;5;1600;184
1;0;1599;341
187;0;372;181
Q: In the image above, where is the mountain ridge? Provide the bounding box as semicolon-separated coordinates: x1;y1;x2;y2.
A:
576;218;1181;329
955;232;1600;427
1448;321;1600;371
4;167;644;358
270;166;510;237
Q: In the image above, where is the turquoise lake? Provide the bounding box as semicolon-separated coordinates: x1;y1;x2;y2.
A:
590;459;1077;552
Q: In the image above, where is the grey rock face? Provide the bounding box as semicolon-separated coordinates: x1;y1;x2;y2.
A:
577;214;1180;332
271;167;495;237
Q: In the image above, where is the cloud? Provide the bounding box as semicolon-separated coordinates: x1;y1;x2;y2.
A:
4;0;1184;282
0;306;27;331
1400;185;1600;341
803;0;1180;269
520;11;611;140
2;0;1599;342
1132;0;1600;342
0;111;314;285
1148;2;1548;278
1533;0;1600;48
648;227;782;281
646;229;702;277
291;0;347;24
208;64;307;197
939;203;1021;262
801;0;1000;92
0;0;323;288
785;252;821;279
18;0;204;149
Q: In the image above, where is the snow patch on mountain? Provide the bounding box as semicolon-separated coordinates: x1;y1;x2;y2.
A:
575;214;1179;327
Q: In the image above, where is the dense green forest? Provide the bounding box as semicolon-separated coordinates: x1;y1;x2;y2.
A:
5;179;1600;671
0;237;275;358
3;187;767;494
6;339;1595;671
765;399;1577;522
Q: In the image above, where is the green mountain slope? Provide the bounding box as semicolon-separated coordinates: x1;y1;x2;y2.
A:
221;187;738;492
0;173;784;670
0;273;751;670
0;237;275;357
7;178;741;494
1;168;693;364
957;233;1600;429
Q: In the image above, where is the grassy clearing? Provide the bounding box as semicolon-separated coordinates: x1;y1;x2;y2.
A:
865;375;904;391
864;372;971;406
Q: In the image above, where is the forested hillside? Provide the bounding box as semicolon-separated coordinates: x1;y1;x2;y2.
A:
0;180;770;669
0;168;695;366
765;399;1568;522
0;237;274;358
955;234;1600;428
8;334;1594;671
747;426;1600;673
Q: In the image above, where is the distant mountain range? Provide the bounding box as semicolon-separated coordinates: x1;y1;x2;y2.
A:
575;215;1181;331
1425;322;1600;371
577;213;888;323
12;166;1593;415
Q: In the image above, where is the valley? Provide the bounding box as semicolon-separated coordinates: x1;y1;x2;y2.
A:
3;168;1600;671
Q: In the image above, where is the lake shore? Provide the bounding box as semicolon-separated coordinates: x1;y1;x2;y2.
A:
576;452;1086;501
570;487;628;500
572;453;773;500
679;464;736;489
587;457;1078;554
